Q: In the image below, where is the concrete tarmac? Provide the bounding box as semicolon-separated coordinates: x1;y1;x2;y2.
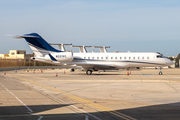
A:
1;68;180;120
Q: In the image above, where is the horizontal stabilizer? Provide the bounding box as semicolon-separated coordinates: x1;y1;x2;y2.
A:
6;34;39;39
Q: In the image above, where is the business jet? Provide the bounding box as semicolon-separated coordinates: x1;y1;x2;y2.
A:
71;45;91;53
93;46;110;53
50;43;72;51
11;33;174;75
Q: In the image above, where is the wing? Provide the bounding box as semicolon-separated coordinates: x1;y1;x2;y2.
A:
76;63;117;70
68;61;128;70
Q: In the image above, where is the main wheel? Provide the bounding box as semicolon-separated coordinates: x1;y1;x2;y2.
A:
86;70;92;75
70;68;75;72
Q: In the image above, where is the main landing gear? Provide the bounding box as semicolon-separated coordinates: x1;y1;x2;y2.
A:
70;68;75;72
86;70;92;75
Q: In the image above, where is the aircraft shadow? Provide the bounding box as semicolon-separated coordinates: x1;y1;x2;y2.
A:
0;102;180;120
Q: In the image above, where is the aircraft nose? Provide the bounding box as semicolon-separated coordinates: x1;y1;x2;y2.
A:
166;59;174;66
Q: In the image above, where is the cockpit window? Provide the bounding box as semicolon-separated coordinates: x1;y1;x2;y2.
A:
157;55;166;58
157;55;162;58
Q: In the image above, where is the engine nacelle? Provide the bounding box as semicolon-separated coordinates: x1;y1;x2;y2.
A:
44;52;73;62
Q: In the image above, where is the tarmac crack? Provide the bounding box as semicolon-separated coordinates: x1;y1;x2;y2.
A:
164;82;179;93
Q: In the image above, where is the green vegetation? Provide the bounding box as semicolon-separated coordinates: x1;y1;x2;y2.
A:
175;54;180;68
168;56;174;61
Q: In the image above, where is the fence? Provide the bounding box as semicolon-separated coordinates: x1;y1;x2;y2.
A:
0;59;54;68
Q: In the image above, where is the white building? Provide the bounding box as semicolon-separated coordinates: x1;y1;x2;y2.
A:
0;50;26;59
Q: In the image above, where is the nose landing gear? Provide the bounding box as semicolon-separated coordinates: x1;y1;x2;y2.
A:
159;67;163;75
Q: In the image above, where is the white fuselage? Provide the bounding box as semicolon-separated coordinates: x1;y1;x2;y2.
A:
65;52;173;69
33;52;173;70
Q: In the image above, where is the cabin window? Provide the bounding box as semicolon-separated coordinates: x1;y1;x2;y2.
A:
129;57;131;59
92;57;94;59
147;57;149;59
120;57;122;59
138;57;140;59
133;57;135;59
142;57;144;59
124;57;126;59
106;57;108;60
111;57;113;59
88;57;90;59
97;57;99;59
101;57;103;60
115;57;117;59
84;57;86;59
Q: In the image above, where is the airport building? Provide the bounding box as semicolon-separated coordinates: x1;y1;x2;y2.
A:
0;50;26;59
0;50;35;68
0;50;33;60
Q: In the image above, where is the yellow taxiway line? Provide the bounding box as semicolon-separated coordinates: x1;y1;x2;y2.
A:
6;74;136;120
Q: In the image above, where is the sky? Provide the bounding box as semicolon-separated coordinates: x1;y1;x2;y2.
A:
0;0;180;56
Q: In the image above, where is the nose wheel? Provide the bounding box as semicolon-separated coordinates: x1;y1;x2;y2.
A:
159;71;163;75
86;70;92;75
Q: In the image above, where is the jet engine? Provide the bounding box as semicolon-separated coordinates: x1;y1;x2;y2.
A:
44;52;73;62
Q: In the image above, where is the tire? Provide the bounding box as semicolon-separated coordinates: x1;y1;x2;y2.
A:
159;71;163;75
70;68;75;72
86;70;92;75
